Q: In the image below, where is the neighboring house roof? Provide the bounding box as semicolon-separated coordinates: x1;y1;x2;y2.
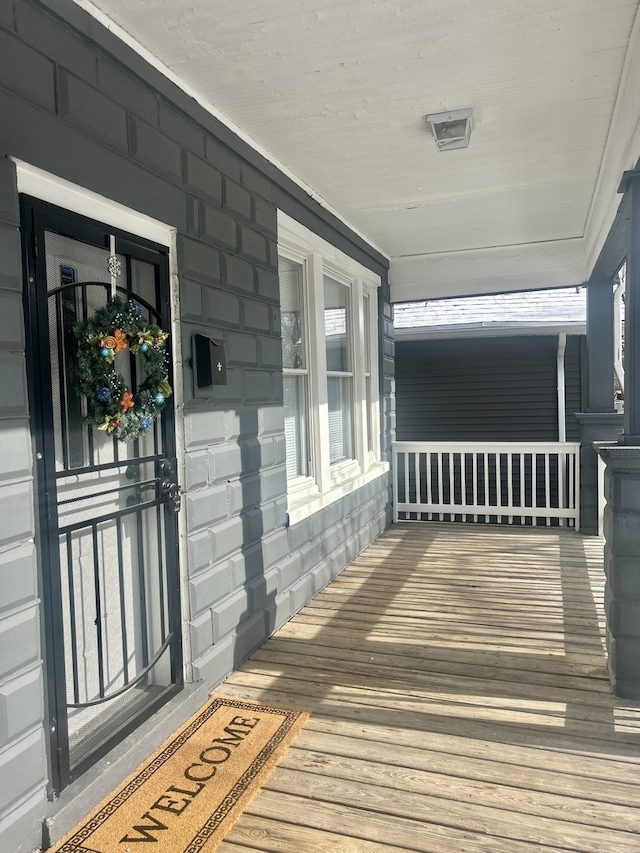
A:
394;286;587;340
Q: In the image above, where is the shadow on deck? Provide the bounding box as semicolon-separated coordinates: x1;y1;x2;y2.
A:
218;522;640;853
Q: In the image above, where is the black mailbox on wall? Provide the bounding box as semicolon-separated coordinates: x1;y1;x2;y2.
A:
191;334;227;388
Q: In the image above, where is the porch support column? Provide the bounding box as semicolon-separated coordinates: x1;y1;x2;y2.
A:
620;170;640;444
596;169;640;698
576;279;621;534
586;280;615;413
595;445;640;698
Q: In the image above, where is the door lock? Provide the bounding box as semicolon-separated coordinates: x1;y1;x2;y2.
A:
159;461;183;512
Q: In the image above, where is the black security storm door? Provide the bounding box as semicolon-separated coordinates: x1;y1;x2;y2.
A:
21;198;183;794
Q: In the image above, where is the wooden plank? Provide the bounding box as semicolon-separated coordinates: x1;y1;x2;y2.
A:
262;635;612;693
225;669;640;744
246;789;571;853
302;599;606;642
302;716;640;792
279;742;640;833
219;813;413;853
220;676;640;763
283;616;606;662
277;621;607;671
249;645;619;710
264;767;639;853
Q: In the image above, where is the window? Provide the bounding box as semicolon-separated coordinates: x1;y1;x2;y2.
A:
324;275;354;465
363;291;374;454
278;212;386;521
279;256;309;480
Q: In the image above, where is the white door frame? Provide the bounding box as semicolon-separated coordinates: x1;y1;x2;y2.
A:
12;159;193;680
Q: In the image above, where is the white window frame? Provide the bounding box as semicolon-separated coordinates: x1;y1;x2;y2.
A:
278;211;387;524
279;248;318;500
323;265;357;481
361;288;381;467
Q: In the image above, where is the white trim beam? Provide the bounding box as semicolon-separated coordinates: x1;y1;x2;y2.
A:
389;239;587;302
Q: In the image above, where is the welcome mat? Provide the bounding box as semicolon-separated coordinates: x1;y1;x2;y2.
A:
51;696;309;853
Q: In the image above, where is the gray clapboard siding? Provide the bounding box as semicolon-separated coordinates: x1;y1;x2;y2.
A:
396;336;583;442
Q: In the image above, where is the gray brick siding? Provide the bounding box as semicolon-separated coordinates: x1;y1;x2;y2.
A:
0;156;46;852
0;3;392;851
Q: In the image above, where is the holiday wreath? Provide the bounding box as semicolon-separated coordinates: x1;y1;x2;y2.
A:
73;297;172;442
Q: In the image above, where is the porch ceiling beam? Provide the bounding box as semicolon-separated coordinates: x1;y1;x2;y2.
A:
585;6;640;278
389;238;586;303
393;321;586;342
588;189;630;283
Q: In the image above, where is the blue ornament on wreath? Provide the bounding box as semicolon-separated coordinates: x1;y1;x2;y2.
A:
139;416;151;433
100;347;111;358
154;392;165;406
139;342;149;353
95;387;111;403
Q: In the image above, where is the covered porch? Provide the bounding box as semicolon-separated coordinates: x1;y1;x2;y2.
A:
4;3;640;850
217;522;640;853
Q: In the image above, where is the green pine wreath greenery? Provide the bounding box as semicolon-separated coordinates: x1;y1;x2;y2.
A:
73;297;172;443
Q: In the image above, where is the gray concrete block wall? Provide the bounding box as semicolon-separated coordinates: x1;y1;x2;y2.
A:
0;3;392;850
599;446;640;697
278;480;390;629
575;412;623;535
0;156;47;851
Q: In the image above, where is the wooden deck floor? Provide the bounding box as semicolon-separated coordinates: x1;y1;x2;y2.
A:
217;523;640;852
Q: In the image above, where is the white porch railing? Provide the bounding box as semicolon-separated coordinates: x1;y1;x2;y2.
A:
393;441;580;529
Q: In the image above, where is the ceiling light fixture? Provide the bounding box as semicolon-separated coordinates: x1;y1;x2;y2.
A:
425;108;474;151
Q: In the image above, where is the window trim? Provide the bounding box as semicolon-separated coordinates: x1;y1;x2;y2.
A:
278;211;387;523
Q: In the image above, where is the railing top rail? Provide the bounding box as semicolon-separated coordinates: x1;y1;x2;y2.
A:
392;440;580;452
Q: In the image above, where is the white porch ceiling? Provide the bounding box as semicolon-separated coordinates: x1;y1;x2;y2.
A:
77;0;640;300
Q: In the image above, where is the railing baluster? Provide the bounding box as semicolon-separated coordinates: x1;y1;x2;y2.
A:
484;452;489;522
574;449;580;531
426;452;432;521
569;449;575;526
392;446;399;523
461;453;467;523
544;452;550;526
448;452;455;522
559;451;566;528
519;452;525;523
507;453;513;524
465;451;478;521
437;451;444;521
414;451;420;519
496;452;503;523
531;453;536;525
